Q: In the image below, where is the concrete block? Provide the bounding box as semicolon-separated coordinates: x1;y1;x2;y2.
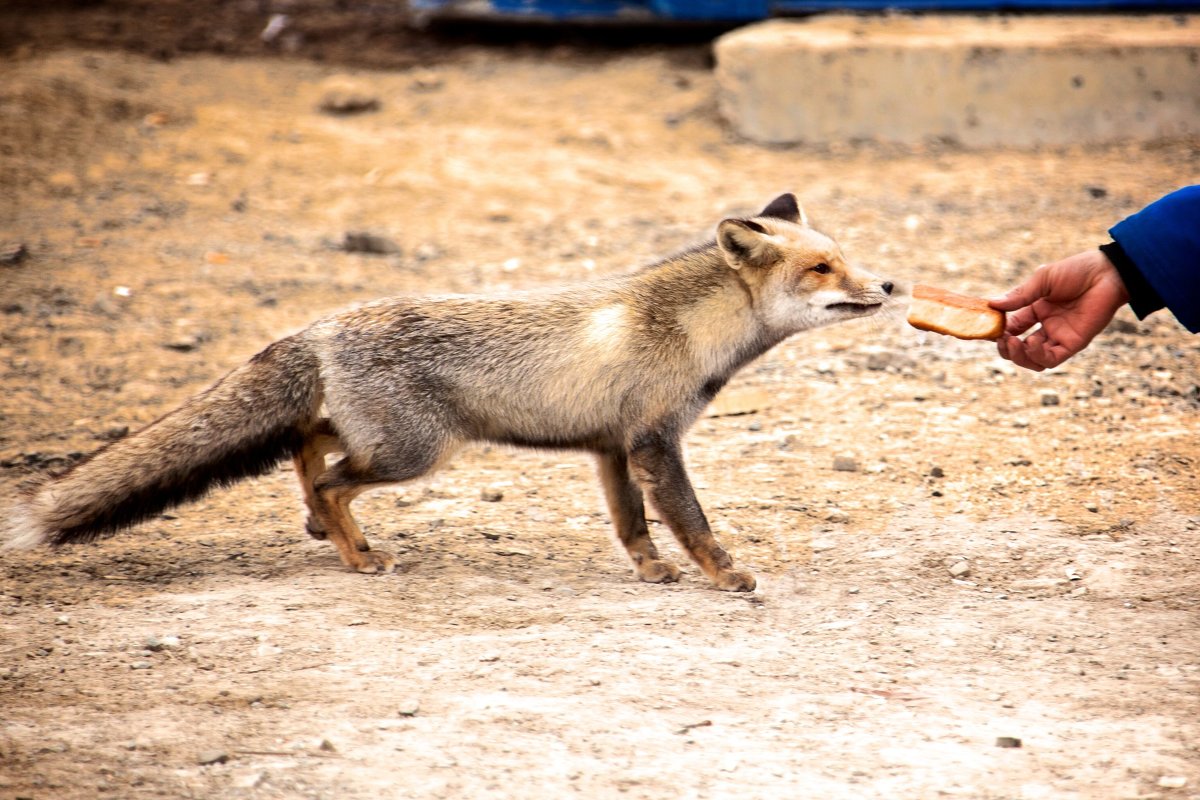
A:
715;15;1200;147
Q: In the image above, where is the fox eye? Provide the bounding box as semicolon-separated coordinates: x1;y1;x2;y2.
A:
811;263;832;274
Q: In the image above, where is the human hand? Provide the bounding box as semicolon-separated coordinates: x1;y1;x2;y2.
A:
989;249;1130;371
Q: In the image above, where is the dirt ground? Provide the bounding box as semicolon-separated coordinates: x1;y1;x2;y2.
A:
2;10;1199;800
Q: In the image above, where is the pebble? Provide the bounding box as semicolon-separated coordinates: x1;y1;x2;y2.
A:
949;561;971;579
130;661;153;670
164;334;203;352
341;232;401;255
995;736;1022;749
824;508;850;524
480;488;504;502
197;750;230;766
318;80;381;115
1083;502;1099;513
398;699;421;717
0;243;28;266
1039;390;1061;407
833;455;859;472
930;466;945;478
1157;776;1187;789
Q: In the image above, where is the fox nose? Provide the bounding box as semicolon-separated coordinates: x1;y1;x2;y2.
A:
882;281;895;295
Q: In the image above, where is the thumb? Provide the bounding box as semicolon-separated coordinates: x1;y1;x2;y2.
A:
989;266;1051;311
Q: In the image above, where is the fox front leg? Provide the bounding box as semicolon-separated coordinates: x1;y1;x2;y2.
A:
595;451;683;585
626;435;756;592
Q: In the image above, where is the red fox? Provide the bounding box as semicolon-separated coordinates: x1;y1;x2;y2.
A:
5;194;896;591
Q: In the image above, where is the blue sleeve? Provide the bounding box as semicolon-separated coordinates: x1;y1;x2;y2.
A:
1109;185;1200;334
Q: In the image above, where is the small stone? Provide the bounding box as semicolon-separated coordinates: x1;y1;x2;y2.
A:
55;615;70;625
164;334;203;353
833;455;859;472
233;770;267;789
1039;390;1061;407
398;699;420;717
1083;502;1099;513
480;488;504;503
96;425;130;442
130;661;153;670
318;79;380;115
341;232;401;255
0;243;28;266
995;736;1022;749
318;738;338;753
824;508;850;524
949;561;971;579
197;750;230;766
930;466;945;478
409;70;445;93
1157;776;1187;789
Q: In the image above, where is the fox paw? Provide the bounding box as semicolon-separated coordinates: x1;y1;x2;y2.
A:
305;516;327;540
636;559;683;584
713;569;756;592
351;549;396;575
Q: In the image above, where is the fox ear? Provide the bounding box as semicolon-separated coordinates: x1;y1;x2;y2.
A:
717;218;781;270
759;193;807;226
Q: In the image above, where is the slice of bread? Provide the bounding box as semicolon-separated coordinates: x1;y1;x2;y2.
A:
907;285;1005;341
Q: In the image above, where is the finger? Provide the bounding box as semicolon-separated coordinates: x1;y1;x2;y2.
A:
1024;330;1073;370
1003;337;1047;372
989;266;1052;312
1008;345;1047;372
996;334;1011;361
1004;306;1041;337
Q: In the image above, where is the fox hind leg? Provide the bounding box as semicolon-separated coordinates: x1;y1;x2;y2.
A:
596;452;682;584
309;431;455;574
293;419;343;542
310;460;398;574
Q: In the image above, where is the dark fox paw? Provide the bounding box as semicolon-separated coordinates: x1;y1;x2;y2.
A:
305;516;327;540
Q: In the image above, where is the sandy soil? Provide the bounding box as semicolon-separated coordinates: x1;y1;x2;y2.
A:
1;22;1199;800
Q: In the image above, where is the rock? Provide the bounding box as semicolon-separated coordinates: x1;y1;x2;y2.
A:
833;455;859;472
96;426;130;442
1086;185;1108;199
341;232;401;255
398;699;420;717
480;488;504;503
164;334;204;352
260;13;289;43
318;79;380;116
1039;390;1061;406
318;738;338;753
234;771;267;789
949;560;971;578
824;508;850;524
865;350;915;372
995;736;1022;748
930;466;945;478
197;750;230;766
1108;317;1141;334
1083;502;1099;513
130;661;153;670
409;70;445;93
1157;776;1187;789
0;243;28;266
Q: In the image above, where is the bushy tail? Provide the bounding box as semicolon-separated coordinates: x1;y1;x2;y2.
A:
5;336;320;549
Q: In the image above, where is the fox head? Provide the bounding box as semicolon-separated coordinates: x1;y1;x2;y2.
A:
717;193;896;335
